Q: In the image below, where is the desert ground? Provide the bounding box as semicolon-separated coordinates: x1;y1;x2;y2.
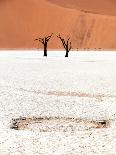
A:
0;51;116;154
0;0;116;49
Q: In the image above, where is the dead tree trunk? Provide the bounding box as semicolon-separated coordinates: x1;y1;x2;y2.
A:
57;34;72;57
44;41;47;56
34;33;53;57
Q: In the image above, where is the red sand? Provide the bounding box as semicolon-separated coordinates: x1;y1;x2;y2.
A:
0;0;116;50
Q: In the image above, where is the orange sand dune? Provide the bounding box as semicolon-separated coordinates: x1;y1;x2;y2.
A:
48;0;116;16
0;0;116;50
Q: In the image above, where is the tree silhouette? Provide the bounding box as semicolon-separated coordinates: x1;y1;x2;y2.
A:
57;34;72;57
34;33;53;57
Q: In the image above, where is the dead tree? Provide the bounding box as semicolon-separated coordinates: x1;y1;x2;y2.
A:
57;34;72;57
34;33;53;57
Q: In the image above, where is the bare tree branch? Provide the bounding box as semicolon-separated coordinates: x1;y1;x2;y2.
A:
34;38;44;44
46;33;53;42
34;33;53;44
69;42;72;51
57;35;67;49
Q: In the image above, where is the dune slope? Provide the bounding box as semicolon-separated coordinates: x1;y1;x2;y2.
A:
47;0;116;16
0;0;116;49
